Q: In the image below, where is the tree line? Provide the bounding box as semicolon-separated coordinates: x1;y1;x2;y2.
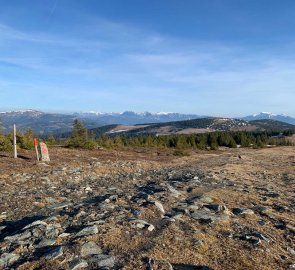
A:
0;119;294;152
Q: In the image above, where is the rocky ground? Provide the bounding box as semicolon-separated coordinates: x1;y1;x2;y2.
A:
0;146;294;270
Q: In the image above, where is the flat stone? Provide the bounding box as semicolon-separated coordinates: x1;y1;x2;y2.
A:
252;205;268;213
59;232;71;238
89;254;115;268
0;213;7;220
69;258;88;270
192;239;204;248
130;208;141;216
23;220;47;230
35;238;56;248
43;246;63;260
166;184;181;197
76;225;98;237
154;201;165;214
48;202;72;210
173;264;214;270
199;195;214;203
233;208;254;215
0;253;20;269
130;219;155;231
287;247;295;256
136;223;145;229
286;224;295;233
81;241;102;257
147;224;155;232
191;210;230;224
45;224;61;238
253;232;270;242
266;192;280;198
204;204;226;212
4;230;32;243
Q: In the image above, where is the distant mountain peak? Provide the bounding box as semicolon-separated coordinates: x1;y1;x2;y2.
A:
242;112;295;125
0;109;44;116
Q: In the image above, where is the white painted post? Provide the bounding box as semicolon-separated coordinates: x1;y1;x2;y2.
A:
13;124;17;159
34;138;39;161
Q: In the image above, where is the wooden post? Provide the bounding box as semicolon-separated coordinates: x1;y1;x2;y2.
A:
13;124;17;159
34;138;39;161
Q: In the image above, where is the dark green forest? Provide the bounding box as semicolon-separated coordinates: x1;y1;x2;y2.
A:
0;119;294;152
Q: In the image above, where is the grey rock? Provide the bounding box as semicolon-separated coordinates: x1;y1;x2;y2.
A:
0;253;20;269
76;225;98;237
81;241;102;257
45;224;61;238
130;219;155;231
266;192;280;198
199;195;214;203
287;247;295;256
192;239;204;248
0;226;6;233
166;184;181;197
253;232;270;242
69;258;88;270
4;230;32;243
89;254;115;268
130;208;141;216
147;224;155;232
286;224;295;233
23;220;47;230
239;232;269;245
59;232;71;238
0;213;7;221
233;208;254;215
153;201;165;214
191;210;229;224
252;205;268;213
35;238;56;248
48;202;72;210
43;246;63;260
204;204;226;212
172;264;213;270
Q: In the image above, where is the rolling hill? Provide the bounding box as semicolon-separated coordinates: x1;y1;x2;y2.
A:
89;118;295;137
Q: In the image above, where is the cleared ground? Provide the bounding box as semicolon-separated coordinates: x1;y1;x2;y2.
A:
0;146;294;270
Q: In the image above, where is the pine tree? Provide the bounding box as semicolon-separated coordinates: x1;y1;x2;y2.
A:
0;131;12;152
67;120;97;149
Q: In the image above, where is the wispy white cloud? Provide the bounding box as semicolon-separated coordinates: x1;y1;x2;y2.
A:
0;15;295;116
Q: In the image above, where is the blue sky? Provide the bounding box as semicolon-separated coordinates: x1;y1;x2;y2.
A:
0;0;295;117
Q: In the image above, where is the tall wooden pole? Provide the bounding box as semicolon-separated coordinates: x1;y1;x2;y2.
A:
34;138;39;161
13;124;17;159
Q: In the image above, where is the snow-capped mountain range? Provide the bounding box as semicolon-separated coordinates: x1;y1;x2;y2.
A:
0;110;294;135
241;112;295;125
